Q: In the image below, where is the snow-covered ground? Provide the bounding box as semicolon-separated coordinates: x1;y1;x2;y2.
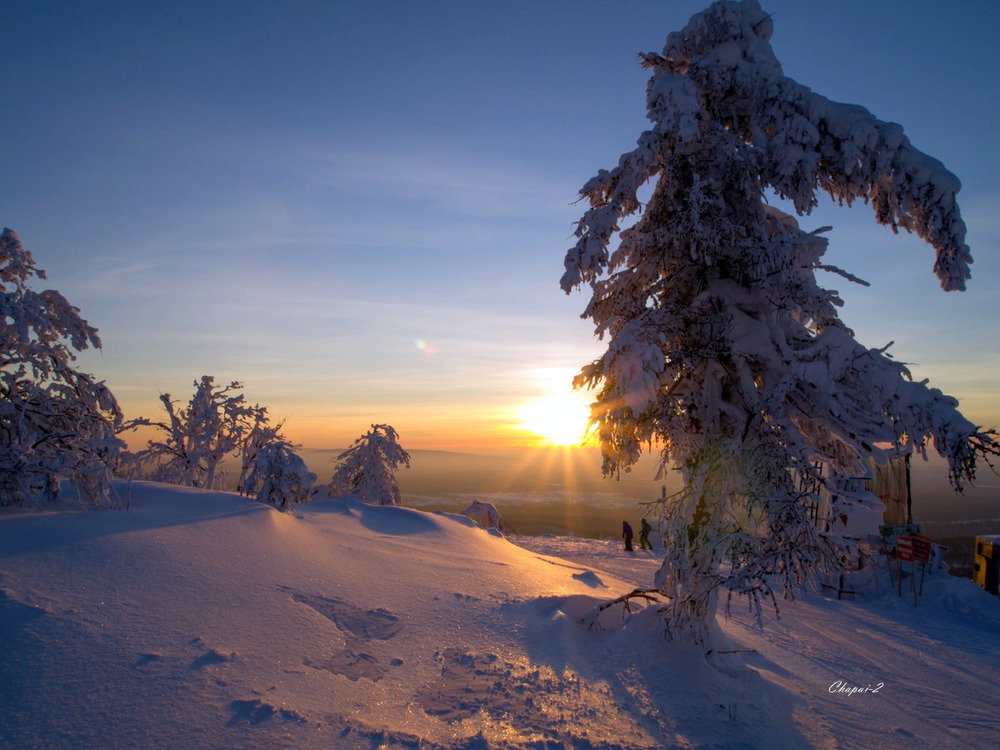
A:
1;483;998;749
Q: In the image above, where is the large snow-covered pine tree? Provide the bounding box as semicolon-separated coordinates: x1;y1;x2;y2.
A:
561;1;998;646
0;228;125;506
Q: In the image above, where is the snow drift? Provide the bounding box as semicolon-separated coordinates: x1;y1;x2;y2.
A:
1;482;998;749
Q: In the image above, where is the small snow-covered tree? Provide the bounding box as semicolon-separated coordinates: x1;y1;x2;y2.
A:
238;420;281;495
238;421;316;508
0;228;125;506
561;1;998;646
328;424;410;506
460;500;513;535
126;376;267;490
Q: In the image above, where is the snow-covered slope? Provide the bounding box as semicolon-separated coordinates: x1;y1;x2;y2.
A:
2;483;998;749
520;535;1000;749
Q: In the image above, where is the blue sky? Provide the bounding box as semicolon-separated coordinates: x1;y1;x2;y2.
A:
4;0;998;451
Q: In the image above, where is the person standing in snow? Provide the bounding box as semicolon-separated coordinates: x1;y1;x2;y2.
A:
639;518;653;550
622;520;634;552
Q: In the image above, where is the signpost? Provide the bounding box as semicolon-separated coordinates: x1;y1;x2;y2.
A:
896;534;932;605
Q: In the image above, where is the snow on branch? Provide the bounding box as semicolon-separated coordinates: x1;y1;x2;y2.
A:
559;0;995;650
328;424;411;506
1;228;124;507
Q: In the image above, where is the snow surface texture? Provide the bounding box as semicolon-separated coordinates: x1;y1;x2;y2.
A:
2;483;998;749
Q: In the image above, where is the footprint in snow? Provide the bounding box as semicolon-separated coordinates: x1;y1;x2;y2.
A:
280;586;406;682
186;639;235;670
190;649;234;670
280;586;401;640
227;699;307;726
572;571;606;588
305;650;387;682
131;652;164;670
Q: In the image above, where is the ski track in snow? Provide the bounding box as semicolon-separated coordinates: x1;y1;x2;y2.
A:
1;483;998;749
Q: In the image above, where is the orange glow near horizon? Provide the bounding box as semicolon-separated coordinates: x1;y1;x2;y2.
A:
114;372;606;455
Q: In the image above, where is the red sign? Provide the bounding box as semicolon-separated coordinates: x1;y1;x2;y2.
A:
897;536;914;562
911;534;932;563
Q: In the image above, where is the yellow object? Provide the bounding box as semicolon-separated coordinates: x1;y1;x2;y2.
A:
972;536;999;594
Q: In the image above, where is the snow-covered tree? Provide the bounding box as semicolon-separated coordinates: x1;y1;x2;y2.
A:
126;376;267;490
561;1;998;646
460;500;513;535
238;421;316;508
328;424;410;506
0;228;125;506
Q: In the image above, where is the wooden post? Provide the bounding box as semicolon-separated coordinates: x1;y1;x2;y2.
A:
897;536;914;603
911;534;932;599
905;455;913;525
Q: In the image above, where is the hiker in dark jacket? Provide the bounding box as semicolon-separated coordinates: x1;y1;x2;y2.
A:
639;518;653;550
622;520;634;552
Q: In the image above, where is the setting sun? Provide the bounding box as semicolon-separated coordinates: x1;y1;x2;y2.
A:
516;391;593;446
